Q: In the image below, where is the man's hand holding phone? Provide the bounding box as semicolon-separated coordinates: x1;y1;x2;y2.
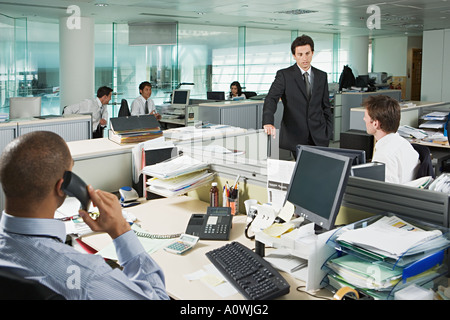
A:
79;185;131;239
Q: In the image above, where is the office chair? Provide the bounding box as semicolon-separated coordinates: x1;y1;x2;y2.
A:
243;91;257;99
0;268;65;300
412;143;435;179
118;99;131;117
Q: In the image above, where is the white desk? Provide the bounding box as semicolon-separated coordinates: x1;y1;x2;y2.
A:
81;196;332;300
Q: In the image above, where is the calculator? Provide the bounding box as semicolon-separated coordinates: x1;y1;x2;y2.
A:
164;234;199;254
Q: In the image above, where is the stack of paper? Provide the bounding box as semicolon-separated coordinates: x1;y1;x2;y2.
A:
336;215;448;260
0;113;8;122
109;115;163;144
326;255;402;290
146;170;214;197
163;124;247;141
422;111;448;121
398;125;427;139
142;155;209;179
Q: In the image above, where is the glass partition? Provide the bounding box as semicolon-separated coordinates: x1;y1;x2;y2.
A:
0;14;27;114
112;23;178;117
27;21;59;115
1;18;345;120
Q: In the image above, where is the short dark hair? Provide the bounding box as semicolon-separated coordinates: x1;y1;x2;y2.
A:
0;131;72;202
291;34;314;55
97;86;113;98
363;95;401;133
139;81;152;92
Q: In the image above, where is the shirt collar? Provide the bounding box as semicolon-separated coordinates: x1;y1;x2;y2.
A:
96;97;103;108
138;95;149;103
0;211;66;243
297;65;312;75
376;132;397;145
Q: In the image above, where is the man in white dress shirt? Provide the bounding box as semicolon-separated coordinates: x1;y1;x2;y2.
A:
63;86;112;138
130;81;161;120
363;95;419;184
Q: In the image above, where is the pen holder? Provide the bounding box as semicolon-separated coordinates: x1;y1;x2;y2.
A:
227;196;239;215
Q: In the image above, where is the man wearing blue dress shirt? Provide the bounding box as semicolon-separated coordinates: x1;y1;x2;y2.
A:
0;131;169;300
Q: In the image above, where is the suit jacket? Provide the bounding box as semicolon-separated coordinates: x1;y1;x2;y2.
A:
262;64;333;152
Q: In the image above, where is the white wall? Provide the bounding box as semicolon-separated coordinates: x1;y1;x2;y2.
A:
372;36;408;77
421;29;450;102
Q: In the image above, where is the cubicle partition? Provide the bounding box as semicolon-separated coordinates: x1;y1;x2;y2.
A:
343;176;450;228
0;115;92;210
17;115;92;141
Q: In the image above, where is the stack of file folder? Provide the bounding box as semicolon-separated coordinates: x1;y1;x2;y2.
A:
324;214;450;299
146;170;214;197
419;111;448;130
142;155;212;197
109;115;162;144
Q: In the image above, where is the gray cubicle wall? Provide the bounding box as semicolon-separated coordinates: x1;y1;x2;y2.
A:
17;117;92;142
0;116;92;211
343;176;450;228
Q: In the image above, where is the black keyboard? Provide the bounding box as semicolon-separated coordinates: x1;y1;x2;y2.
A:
206;241;290;300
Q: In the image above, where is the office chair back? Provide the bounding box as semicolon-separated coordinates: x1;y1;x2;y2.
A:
243;91;257;99
118;99;131;117
0;268;65;300
412;143;435;179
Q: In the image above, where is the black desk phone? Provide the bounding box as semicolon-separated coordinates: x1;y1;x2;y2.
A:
61;171;91;211
185;207;232;240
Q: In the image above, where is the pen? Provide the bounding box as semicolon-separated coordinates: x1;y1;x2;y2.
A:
58;215;80;221
233;175;240;189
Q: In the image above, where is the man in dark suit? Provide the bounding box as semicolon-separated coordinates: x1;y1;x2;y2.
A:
263;35;333;157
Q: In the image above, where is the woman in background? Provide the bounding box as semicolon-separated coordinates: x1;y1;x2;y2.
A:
228;81;246;100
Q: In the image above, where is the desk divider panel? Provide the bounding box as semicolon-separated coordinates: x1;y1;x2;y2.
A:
343;176;450;228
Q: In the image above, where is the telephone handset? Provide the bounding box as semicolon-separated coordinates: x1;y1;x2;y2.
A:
185;207;232;240
61;171;91;211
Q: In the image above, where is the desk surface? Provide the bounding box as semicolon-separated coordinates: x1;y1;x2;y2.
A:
67;137;134;160
82;196;332;300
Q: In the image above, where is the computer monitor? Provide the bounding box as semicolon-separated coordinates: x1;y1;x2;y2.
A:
207;91;225;101
350;162;385;181
9;97;41;119
171;89;190;105
286;145;353;231
296;145;366;166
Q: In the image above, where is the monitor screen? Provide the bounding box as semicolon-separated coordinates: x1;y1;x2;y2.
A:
296;145;366;166
172;89;190;105
9;97;41;119
207;91;225;101
286;146;352;231
351;162;385;181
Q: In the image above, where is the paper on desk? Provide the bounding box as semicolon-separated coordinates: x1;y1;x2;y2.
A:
336;215;444;259
263;223;294;237
54;197;81;219
184;264;237;298
398;125;427;139
96;224;172;260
